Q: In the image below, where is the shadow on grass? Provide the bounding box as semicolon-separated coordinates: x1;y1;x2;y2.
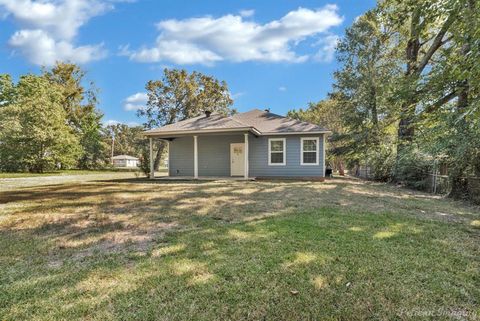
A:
3;206;478;320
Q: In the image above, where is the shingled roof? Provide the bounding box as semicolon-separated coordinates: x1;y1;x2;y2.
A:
144;109;329;136
231;109;327;134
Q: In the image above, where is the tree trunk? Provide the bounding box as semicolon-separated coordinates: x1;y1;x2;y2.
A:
397;13;420;147
448;70;470;199
448;0;472;199
339;159;345;176
396;8;457;167
394;8;421;179
370;85;381;147
449;167;468;200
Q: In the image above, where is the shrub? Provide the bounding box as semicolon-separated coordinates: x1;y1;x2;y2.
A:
368;145;396;181
394;148;432;190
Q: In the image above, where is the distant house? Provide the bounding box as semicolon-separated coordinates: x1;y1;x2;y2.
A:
112;155;139;168
144;109;330;179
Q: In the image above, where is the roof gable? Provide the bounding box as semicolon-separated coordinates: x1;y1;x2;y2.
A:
232;109;327;133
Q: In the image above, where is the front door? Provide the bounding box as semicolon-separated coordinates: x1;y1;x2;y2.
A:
230;143;245;176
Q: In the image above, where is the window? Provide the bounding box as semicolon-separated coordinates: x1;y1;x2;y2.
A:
301;137;319;165
268;138;286;165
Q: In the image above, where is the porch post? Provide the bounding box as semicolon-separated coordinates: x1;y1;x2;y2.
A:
193;135;198;179
167;140;170;176
244;133;249;179
149;137;154;179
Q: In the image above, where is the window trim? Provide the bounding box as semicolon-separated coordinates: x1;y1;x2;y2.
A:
268;138;286;166
300;137;319;165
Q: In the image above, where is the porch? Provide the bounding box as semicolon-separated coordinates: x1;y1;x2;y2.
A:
148;131;251;180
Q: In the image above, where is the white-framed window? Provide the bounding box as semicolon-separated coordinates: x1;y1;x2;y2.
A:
268;138;286;166
301;137;319;165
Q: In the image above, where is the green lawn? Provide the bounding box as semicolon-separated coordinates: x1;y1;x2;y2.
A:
0;176;479;320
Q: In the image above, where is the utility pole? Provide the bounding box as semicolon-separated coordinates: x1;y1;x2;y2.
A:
111;132;115;164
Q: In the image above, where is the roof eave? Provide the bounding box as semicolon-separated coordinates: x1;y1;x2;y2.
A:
144;127;261;137
260;130;332;136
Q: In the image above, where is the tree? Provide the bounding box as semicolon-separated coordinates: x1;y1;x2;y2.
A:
414;0;480;199
0;74;14;107
44;62;106;168
78;109;108;168
138;68;234;169
104;124;145;159
379;0;462;169
328;0;479;199
0;75;80;172
328;10;400;179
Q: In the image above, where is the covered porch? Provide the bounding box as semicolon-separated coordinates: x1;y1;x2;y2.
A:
148;130;254;180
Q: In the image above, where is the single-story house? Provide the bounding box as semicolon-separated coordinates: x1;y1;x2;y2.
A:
144;109;330;179
111;155;140;168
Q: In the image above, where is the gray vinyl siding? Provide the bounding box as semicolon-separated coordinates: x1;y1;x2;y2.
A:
168;136;194;176
248;134;325;177
198;135;243;176
169;134;243;177
168;133;325;177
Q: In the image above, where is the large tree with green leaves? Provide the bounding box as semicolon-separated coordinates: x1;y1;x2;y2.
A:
379;0;464;170
412;0;480;199
44;62;106;168
329;9;400;178
327;0;479;199
138;68;234;169
0;75;80;172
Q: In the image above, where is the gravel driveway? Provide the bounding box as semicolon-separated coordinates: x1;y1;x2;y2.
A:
0;172;141;191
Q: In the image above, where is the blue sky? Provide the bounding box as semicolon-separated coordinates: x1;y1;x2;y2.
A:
0;0;375;126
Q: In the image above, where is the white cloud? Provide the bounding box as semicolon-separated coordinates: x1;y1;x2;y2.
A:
0;0;111;39
0;0;114;65
239;9;254;18
9;29;107;66
313;34;338;62
123;5;343;65
278;86;287;91
123;92;148;111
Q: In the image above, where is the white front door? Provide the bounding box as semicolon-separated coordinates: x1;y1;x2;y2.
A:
230;143;245;176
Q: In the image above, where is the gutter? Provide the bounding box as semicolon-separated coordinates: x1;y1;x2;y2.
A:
144;127;332;138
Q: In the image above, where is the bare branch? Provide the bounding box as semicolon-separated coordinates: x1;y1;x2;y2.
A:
415;13;457;76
